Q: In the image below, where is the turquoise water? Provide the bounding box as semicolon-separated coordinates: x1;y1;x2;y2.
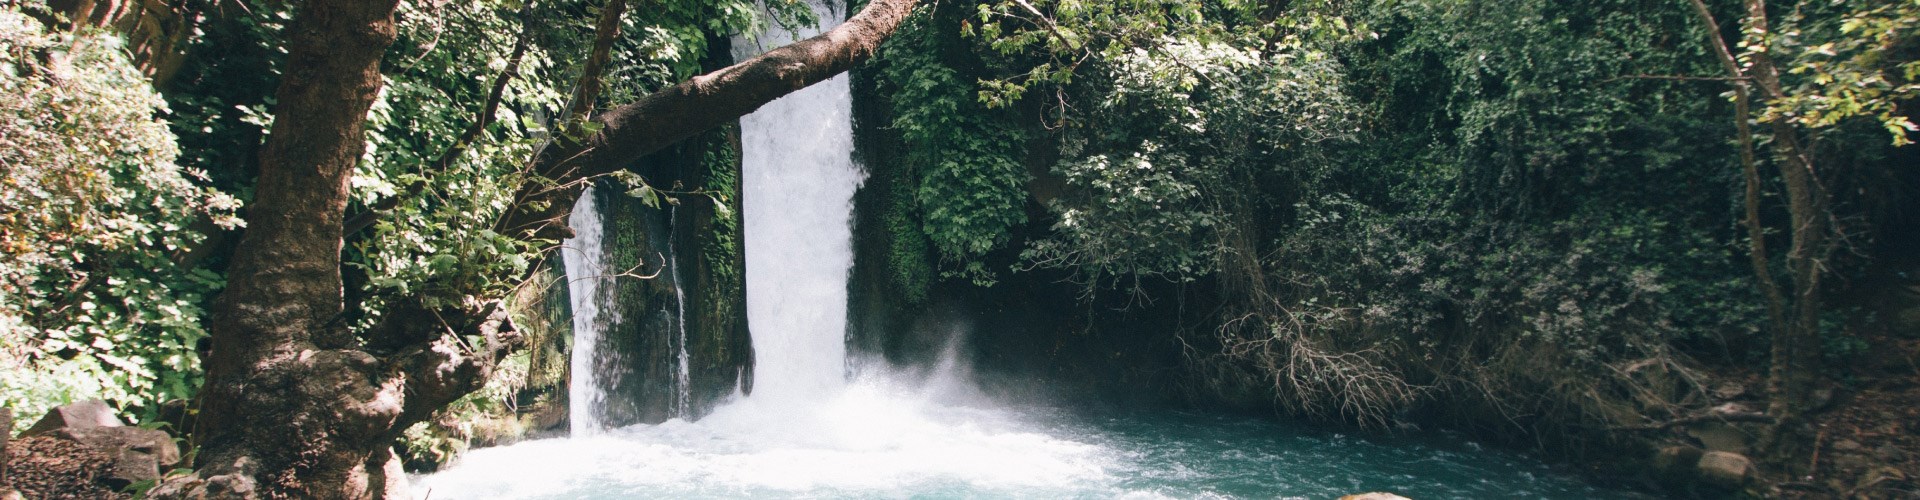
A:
415;377;1637;499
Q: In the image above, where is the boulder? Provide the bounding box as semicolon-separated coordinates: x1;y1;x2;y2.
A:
3;436;130;498
1697;451;1753;487
18;402;182;492
46;426;180;489
100;449;159;490
20;400;124;437
49;426;180;469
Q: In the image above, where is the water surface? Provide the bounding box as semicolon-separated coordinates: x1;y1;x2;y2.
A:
415;376;1635;499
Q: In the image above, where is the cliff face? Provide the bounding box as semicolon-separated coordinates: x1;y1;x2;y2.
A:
579;122;751;427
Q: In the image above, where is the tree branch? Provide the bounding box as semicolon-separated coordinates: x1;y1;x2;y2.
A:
494;0;920;241
564;0;629;125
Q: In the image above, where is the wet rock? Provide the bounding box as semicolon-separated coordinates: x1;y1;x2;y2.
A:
20;400;123;437
1697;451;1752;487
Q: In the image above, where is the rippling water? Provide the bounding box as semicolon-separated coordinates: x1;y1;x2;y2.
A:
415;373;1635;499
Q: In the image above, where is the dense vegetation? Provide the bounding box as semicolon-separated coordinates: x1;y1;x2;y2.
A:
862;0;1918;476
0;0;1914;495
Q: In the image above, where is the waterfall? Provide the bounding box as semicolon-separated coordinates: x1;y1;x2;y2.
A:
739;0;865;405
563;185;610;435
667;205;692;418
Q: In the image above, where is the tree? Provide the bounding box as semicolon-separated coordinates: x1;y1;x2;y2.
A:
1685;0;1835;442
149;0;917;496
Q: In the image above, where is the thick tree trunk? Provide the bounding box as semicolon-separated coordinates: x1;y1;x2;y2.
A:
153;0;919;497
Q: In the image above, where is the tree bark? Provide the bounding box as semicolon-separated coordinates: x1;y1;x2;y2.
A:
1685;0;1835;438
153;0;919;497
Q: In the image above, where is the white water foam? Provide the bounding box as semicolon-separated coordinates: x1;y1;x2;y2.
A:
413;368;1115;498
735;0;865;406
561;185;610;435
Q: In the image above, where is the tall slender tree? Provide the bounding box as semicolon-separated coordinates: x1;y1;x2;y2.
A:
1686;0;1836;443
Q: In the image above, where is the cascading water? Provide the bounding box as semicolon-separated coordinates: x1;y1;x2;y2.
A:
414;2;1642;496
735;7;864;404
667;205;692;418
561;185;610;435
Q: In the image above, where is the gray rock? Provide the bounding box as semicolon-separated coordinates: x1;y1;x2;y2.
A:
101;448;160;490
20;400;123;437
1697;451;1753;487
1688;423;1754;454
146;455;262;499
50;426;180;469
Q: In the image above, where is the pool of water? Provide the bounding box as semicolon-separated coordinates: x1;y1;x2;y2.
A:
414;375;1637;499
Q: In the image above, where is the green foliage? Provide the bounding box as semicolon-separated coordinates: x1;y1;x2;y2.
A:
0;6;241;425
346;0;774;327
1026;38;1358;284
877;10;1031;285
889;0;1896;428
1769;0;1920;145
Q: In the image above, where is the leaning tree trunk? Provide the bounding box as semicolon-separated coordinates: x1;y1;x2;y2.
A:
151;0;917;497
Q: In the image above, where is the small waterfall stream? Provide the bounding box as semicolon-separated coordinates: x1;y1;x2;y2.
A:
666;205;692;418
